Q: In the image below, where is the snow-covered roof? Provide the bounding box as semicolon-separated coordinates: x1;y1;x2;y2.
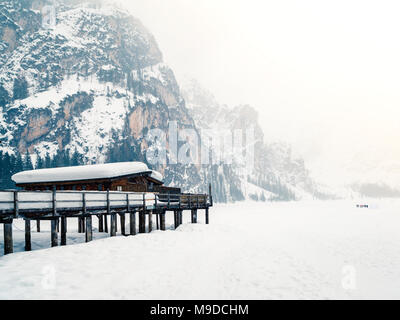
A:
12;162;164;184
149;170;163;183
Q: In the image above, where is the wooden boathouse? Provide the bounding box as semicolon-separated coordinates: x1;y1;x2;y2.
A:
0;162;212;256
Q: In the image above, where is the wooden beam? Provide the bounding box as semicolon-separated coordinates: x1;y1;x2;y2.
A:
85;215;92;242
51;219;58;247
3;221;13;255
61;216;67;246
25;219;31;251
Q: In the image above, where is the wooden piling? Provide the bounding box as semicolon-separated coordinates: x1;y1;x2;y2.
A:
178;210;183;225
129;211;136;236
156;211;159;230
98;215;104;232
3;221;13;255
191;209;197;224
104;214;108;233
105;189;110;233
174;210;178;229
25;219;31;251
148;210;153;233
51;219;58;247
61;216;67;246
85;216;92;242
139;211;146;233
110;214;116;237
120;214;126;236
160;211;166;231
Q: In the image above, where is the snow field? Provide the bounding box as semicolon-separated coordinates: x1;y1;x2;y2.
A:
1;200;400;299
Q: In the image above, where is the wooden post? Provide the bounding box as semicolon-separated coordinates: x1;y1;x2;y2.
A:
205;208;209;225
36;219;41;232
148;210;153;233
78;216;85;233
120;214;126;236
51;219;58;247
52;189;57;217
61;216;67;246
98;215;104;232
209;183;213;207
14;191;19;218
56;218;60;233
191;209;197;224
160;211;166;231
174;210;178;229
85;216;92;242
139;211;146;233
129;211;136;236
110;214;116;237
104;214;108;233
25;219;31;251
105;189;110;233
3;221;13;255
179;210;183;225
156;211;160;230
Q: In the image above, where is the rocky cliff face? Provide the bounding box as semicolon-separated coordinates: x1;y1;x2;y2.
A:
0;0;203;190
0;0;324;201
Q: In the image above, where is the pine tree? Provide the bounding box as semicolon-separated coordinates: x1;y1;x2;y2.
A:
44;153;52;168
0;84;10;106
23;151;34;171
13;77;29;100
15;153;24;172
35;152;44;169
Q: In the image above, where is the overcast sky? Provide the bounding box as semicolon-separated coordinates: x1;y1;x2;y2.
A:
119;0;400;187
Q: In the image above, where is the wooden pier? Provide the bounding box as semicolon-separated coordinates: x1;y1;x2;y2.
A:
0;187;213;256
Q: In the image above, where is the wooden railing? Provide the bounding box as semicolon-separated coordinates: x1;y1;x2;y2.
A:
0;190;212;219
0;189;213;256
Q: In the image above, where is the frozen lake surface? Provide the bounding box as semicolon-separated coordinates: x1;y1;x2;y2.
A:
1;200;400;299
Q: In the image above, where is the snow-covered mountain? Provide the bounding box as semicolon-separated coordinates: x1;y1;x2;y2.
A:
181;78;331;201
0;0;326;201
